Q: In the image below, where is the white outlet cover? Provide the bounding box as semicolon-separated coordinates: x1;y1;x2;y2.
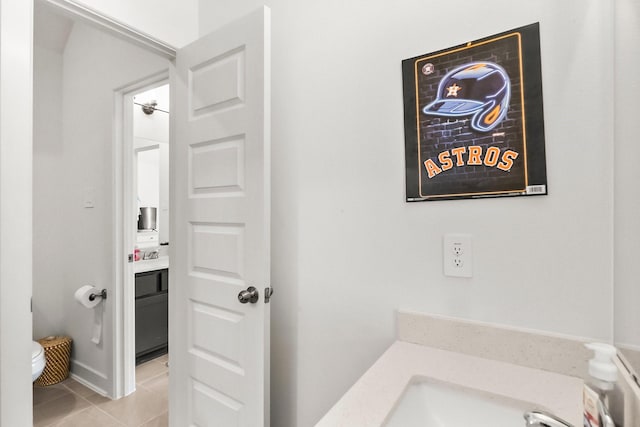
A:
443;234;472;278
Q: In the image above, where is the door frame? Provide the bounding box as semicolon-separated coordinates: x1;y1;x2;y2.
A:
113;72;170;398
1;0;34;425
37;0;176;59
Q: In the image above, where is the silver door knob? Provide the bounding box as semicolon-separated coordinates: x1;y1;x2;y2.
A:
238;286;259;304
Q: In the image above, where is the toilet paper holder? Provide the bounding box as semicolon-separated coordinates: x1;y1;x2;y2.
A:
89;289;107;302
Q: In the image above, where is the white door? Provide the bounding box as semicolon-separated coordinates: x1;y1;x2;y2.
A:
170;7;271;427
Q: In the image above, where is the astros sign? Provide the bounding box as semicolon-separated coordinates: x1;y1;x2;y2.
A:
402;23;548;201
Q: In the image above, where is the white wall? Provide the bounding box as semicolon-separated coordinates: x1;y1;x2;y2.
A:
201;1;615;426
32;20;168;395
75;0;199;48
33;44;66;340
614;0;640;359
0;0;33;425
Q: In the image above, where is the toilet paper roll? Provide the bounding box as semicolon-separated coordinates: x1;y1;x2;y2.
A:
74;285;101;309
74;285;103;344
91;308;102;345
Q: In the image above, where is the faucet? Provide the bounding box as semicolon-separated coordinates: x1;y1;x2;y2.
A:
524;411;573;427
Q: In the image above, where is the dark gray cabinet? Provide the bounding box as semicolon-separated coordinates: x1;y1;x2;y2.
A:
135;268;168;364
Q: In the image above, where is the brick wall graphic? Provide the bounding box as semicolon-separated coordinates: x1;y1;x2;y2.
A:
402;23;548;201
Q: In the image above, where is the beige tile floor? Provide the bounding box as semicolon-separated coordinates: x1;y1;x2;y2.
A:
33;355;168;427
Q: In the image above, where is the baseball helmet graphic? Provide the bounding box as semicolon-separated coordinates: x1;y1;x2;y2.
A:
423;62;511;132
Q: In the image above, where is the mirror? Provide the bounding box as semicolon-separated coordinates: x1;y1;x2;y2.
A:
133;85;170;249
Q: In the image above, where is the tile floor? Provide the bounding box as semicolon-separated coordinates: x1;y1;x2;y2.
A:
33;355;168;427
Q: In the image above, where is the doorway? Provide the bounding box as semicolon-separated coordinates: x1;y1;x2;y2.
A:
116;76;171;398
130;83;171;367
29;4;271;426
31;0;172;402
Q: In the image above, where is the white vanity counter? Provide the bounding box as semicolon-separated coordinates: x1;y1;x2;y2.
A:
134;256;169;273
316;341;583;427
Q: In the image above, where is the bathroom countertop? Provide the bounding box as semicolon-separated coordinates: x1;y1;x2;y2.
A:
134;256;169;273
316;341;583;427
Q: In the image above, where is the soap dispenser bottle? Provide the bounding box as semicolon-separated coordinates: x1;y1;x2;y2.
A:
583;343;617;427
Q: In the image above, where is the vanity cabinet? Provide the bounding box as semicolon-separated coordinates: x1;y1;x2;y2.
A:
135;268;168;364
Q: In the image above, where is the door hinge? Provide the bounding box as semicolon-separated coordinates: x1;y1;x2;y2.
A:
128;254;134;263
264;286;274;303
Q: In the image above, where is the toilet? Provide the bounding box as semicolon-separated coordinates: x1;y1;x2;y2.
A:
32;341;45;382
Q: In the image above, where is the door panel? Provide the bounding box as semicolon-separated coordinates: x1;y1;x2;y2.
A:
189;47;245;116
190;136;245;193
191;222;244;276
170;7;270;427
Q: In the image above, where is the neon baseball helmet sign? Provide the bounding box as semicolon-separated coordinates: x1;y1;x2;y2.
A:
422;62;511;133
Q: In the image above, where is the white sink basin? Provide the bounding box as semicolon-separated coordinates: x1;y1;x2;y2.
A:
384;377;540;427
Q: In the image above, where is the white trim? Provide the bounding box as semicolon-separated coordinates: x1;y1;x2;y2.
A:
0;0;34;425
135;143;161;152
69;373;109;397
37;0;176;59
69;359;109;394
113;71;170;399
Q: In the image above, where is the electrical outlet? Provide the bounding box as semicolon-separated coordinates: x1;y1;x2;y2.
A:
444;234;472;278
452;243;464;256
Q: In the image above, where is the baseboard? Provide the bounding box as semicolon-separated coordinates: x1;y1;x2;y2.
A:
69;359;110;397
